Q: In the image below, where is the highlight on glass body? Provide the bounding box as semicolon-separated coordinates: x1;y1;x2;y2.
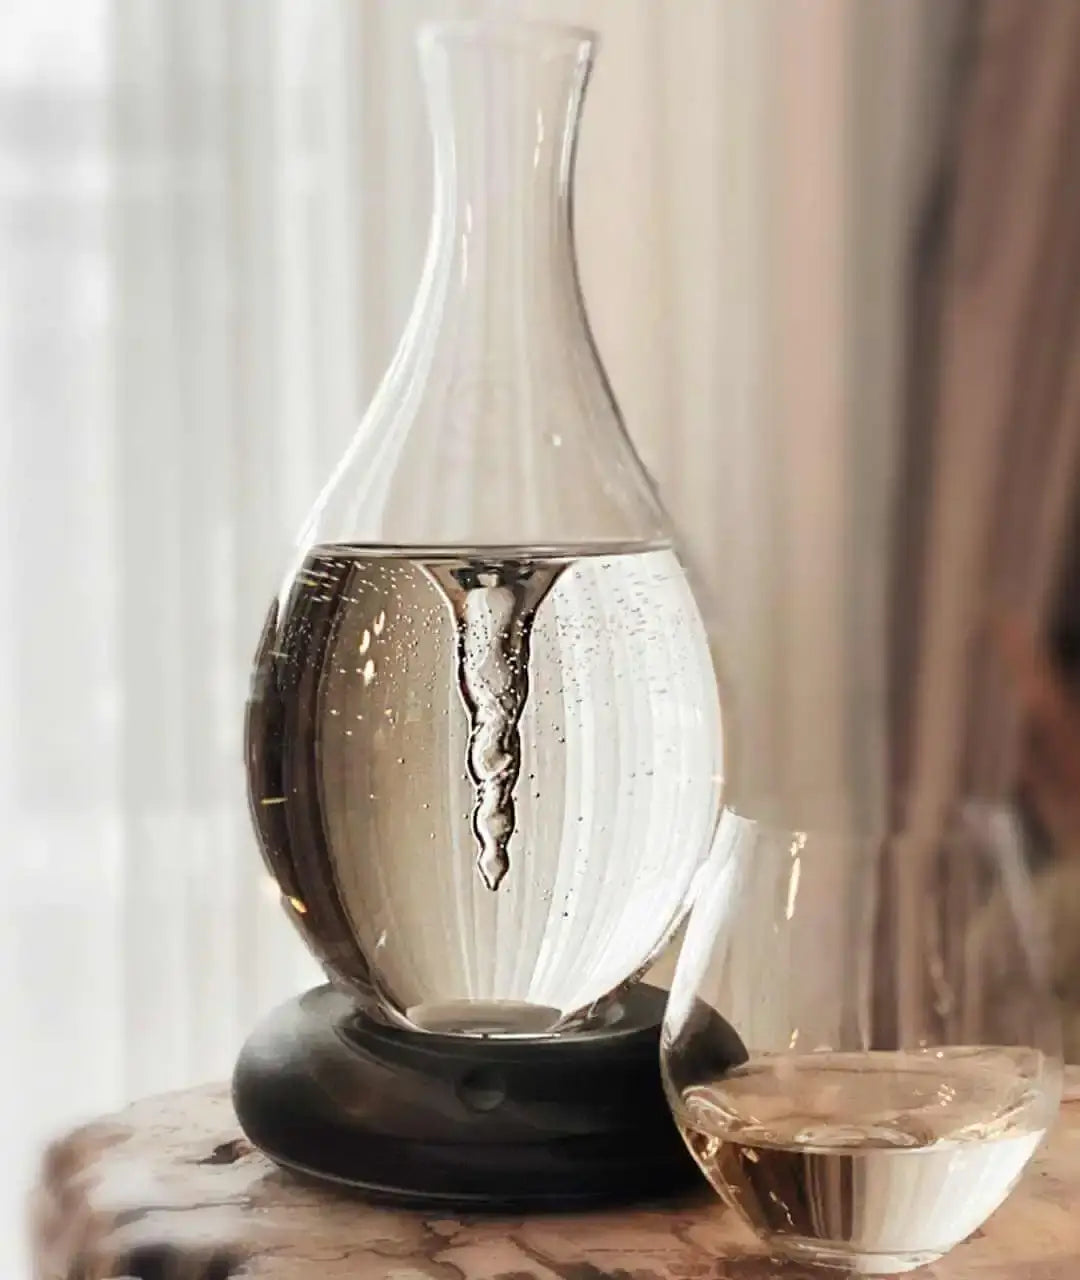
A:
661;816;1063;1275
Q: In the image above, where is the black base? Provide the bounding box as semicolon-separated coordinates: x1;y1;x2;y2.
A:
232;983;700;1211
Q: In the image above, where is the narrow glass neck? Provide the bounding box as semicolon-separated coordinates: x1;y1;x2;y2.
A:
419;21;594;286
304;20;664;552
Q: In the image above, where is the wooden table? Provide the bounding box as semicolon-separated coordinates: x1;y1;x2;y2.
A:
30;1085;1080;1279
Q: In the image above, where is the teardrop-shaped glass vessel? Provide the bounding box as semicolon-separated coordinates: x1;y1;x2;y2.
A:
245;19;723;1037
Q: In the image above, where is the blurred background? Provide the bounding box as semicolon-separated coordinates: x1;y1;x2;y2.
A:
4;0;1080;1274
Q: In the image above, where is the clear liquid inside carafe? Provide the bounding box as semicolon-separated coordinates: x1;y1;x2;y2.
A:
248;540;719;1036
244;21;724;1038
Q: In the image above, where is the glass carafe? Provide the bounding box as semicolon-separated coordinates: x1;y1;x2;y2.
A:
245;19;723;1038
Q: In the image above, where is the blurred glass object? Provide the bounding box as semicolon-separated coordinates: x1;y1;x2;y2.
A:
663;816;1062;1273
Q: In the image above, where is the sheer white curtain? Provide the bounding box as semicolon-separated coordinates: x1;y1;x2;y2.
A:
0;0;789;1269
